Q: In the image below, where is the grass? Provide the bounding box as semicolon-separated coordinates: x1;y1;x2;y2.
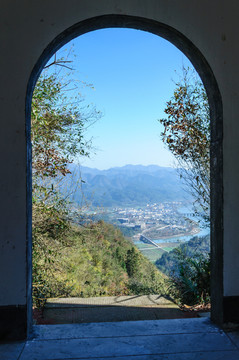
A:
135;243;155;249
135;241;181;262
140;248;165;263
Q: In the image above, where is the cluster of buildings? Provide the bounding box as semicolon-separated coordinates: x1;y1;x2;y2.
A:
114;202;190;230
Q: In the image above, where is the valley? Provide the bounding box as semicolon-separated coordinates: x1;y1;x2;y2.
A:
77;201;201;263
65;165;209;264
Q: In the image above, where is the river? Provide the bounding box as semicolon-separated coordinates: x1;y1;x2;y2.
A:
142;205;209;244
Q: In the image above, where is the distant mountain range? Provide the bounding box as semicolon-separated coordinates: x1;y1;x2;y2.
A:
64;164;191;208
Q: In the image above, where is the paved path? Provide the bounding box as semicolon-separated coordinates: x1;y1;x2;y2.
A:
42;295;193;324
45;295;177;307
2;318;239;359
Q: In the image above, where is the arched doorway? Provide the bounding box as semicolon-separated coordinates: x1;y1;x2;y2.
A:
26;14;223;334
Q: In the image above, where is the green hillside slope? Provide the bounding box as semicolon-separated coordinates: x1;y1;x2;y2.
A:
33;219;167;307
155;235;210;275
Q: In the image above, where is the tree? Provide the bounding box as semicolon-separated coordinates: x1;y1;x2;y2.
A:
31;55;101;307
159;68;210;223
126;247;140;277
31;54;102;206
32;69;100;180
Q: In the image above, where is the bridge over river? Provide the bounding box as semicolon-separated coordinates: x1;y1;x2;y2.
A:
140;235;169;252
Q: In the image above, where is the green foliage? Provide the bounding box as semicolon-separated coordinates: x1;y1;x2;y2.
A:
140;248;165;263
156;235;210;306
31;71;101;181
126;247;140;277
32;202;73;308
156;235;210;275
166;248;210;306
117;226;141;238
159;67;210;223
31;58;101;222
32;219;167;307
63;221;130;298
64;221;167;298
31;58;102;307
31;56;167;309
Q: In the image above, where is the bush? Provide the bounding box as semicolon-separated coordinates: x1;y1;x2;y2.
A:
167;248;210;306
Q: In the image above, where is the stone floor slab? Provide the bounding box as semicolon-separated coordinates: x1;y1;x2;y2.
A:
0;341;25;360
55;352;239;360
226;331;239;350
33;318;219;340
1;319;239;360
20;332;236;360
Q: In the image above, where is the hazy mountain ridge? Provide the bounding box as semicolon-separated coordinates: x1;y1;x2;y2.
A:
67;164;191;207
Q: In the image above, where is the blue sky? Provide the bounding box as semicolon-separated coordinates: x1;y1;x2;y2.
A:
53;28;193;169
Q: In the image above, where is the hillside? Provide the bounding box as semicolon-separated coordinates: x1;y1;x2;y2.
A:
155;235;210;275
65;164;191;207
32;219;167;307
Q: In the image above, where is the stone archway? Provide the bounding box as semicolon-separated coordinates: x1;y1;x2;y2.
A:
6;0;239;342
26;14;223;332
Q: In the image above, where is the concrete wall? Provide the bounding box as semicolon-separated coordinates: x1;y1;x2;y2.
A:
0;0;238;339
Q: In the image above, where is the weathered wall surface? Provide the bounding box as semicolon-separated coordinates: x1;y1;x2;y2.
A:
0;0;238;338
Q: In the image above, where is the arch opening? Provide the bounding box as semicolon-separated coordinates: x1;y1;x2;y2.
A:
26;15;223;331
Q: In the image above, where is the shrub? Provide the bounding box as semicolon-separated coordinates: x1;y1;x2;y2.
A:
167;248;210;306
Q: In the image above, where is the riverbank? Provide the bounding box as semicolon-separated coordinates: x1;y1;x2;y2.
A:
149;226;200;242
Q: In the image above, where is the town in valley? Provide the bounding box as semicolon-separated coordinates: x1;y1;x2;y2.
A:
80;201;200;262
